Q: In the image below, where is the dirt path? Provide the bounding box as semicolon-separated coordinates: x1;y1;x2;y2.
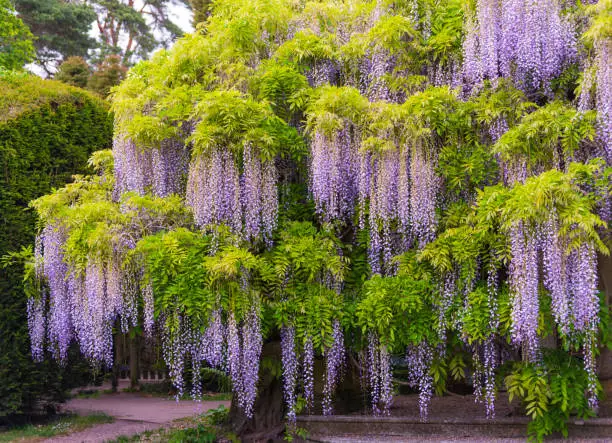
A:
43;393;230;442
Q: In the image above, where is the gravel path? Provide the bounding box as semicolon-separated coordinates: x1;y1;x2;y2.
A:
43;392;230;442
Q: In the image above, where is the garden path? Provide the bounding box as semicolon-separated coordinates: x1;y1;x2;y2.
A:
43;392;230;442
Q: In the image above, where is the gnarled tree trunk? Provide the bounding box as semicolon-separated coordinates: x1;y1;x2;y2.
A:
229;341;285;442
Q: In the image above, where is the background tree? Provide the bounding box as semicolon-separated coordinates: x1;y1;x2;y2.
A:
87;54;127;96
86;0;190;66
13;0;97;74
189;0;211;27
0;0;35;70
55;56;91;88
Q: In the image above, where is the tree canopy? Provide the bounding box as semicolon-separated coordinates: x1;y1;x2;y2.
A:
0;0;35;70
20;0;612;441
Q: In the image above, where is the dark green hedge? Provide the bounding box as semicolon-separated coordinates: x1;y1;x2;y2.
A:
0;74;113;421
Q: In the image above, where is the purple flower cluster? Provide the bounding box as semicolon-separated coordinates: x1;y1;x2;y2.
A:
142;281;155;337
162;313;187;400
187;145;278;244
200;309;226;369
242;143;278;246
281;326;298;423
113;137;152;198
40;225;72;362
410;147;438;248
509;215;601;381
27;292;46;362
541;216;570;334
483;337;497;418
308;60;338;87
187;310;226;400
367;150;403;274
114;137;188;199
508;224;540;361
463;0;576;92
226;308;262;418
438;272;457;345
187;148;242;232
360;49;391;101
323;320;345;415
406;341;433;421
302;334;315;410
29;223;146;367
367;333;393;416
310;127;360;224
151;138;189;197
595;40;611;161
568;243;599;334
364;144;438;273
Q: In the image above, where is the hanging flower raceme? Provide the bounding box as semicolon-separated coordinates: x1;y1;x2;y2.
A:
463;0;576;92
541;215;570;335
406;341;433;420
225;307;263;419
240;306;263;418
187;310;226;401
508;223;540;361
281;326;299;423
303;334;315;411
187;144;278;244
367;149;403;274
361;49;391;101
41;224;72;363
242;143;278;246
322;320;346;415
367;332;393;416
187;147;242;232
594;39;611;161
410;146;439;248
151;138;190;198
27;291;46;362
113;135;189;199
162;313;188;400
310;126;360;223
113;137;153;198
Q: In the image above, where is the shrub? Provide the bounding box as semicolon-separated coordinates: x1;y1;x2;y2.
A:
0;72;112;421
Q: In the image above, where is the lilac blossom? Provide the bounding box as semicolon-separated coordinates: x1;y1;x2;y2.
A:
323;320;345;415
241;143;278;246
240;306;263;418
508;224;539;362
303;334;315;411
406;341;433;420
463;0;576;93
367;332;393;416
541;216;570;335
27;292;46;362
186;148;242;232
310;127;360;224
281;326;298;423
410;147;438;247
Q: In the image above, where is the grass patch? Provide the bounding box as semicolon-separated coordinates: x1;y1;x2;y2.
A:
109;405;230;443
0;414;113;442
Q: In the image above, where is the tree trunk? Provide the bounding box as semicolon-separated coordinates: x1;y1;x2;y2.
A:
129;333;139;389
228;340;367;441
229;341;286;442
597;254;612;380
111;332;120;393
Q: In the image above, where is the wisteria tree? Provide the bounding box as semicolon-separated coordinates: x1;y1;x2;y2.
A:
19;0;612;441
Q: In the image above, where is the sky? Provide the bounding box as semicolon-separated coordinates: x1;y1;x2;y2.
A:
28;2;194;77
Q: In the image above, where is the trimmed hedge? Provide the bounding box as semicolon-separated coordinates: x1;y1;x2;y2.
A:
0;73;113;420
